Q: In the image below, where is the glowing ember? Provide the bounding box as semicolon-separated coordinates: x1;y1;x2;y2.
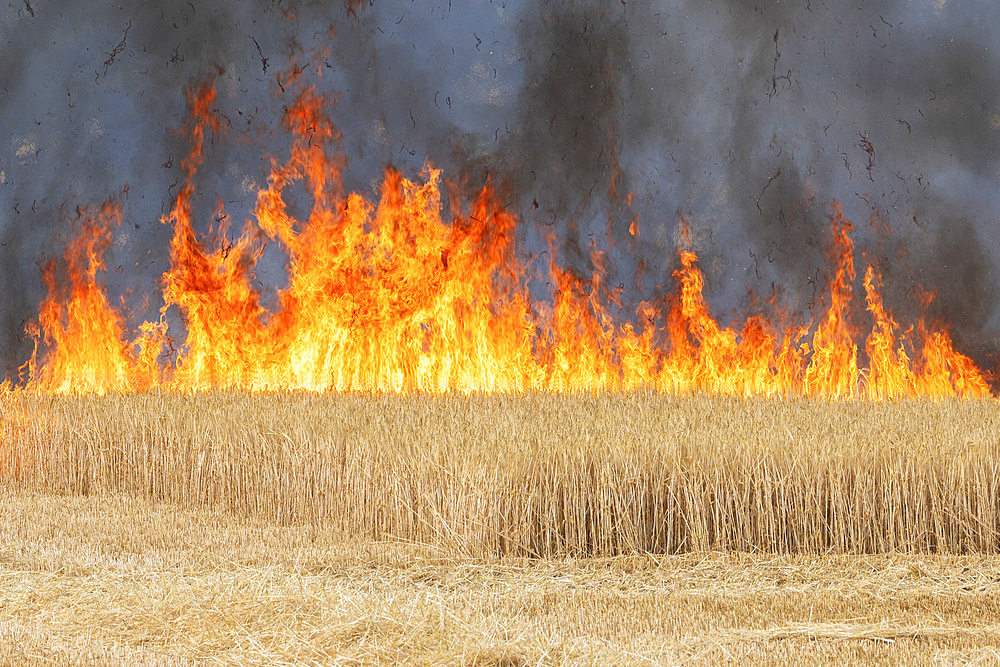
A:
19;83;993;399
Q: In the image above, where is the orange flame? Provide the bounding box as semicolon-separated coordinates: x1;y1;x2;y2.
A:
803;203;859;397
22;196;162;395
20;84;994;399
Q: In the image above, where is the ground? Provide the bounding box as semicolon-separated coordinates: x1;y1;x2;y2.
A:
3;491;1000;665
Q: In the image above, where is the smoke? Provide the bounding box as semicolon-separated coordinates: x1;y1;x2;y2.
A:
1;0;999;378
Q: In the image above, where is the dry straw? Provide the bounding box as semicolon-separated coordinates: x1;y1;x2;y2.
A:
3;390;999;557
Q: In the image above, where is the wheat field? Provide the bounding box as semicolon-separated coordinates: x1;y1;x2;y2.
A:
4;391;1000;556
4;391;1000;663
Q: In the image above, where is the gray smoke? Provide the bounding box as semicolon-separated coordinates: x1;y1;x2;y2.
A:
1;0;999;380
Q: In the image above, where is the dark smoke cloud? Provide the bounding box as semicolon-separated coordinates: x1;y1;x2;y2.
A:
1;0;999;378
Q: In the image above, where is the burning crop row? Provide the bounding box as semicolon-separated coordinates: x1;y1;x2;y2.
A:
16;82;993;398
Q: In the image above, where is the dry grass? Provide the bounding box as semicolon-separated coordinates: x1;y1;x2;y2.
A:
3;391;1000;556
3;491;1000;665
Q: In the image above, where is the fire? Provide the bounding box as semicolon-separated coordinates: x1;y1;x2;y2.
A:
803;203;859;398
18;83;993;399
21;196;163;395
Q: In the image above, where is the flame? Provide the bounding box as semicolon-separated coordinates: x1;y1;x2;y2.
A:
804;203;859;397
21;196;162;395
19;83;994;399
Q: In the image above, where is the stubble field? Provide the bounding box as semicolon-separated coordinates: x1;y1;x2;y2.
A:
3;392;1000;663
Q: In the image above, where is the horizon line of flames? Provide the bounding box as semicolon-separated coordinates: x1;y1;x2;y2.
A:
15;83;993;399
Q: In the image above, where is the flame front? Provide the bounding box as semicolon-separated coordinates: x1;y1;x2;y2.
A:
20;84;993;399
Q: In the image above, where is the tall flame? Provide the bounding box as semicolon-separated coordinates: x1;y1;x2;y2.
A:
22;196;162;394
804;203;858;398
20;83;993;399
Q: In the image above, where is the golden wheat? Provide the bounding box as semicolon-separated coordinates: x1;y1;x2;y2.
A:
3;391;999;556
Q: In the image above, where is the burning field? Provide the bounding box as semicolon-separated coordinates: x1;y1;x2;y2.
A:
3;0;1000;663
11;82;996;398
